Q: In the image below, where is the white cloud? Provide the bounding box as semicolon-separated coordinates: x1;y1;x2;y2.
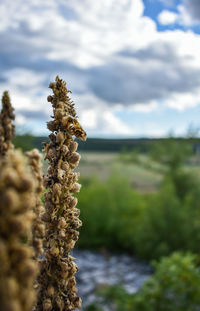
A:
76;93;131;135
3;68;47;89
158;10;178;25
0;0;200;137
15;114;26;126
80;109;97;129
158;1;200;27
131;101;158;113
164;90;200;111
0;0;157;68
176;4;194;26
102;111;131;135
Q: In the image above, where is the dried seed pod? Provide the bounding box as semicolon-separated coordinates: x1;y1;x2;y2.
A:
69;152;80;169
68;196;78;209
47;95;53;102
0;150;37;311
36;76;86;311
43;299;52;311
56;131;65;144
68;141;78;153
61;161;70;171
70;183;81;193
58;217;67;229
1;188;20;211
41;212;51;223
46;286;55;297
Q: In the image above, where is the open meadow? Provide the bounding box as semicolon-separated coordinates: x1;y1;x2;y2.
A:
77;151;200;193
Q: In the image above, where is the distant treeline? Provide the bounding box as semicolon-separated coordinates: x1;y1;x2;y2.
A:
13;134;200;153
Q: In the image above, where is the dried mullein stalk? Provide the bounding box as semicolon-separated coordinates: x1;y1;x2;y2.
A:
0;150;37;311
0;91;15;156
26;149;45;259
36;76;86;311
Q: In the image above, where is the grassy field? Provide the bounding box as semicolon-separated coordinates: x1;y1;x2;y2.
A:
42;151;200;193
77;152;163;193
79;152;200;191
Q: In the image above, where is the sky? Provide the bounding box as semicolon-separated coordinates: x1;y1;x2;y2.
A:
0;0;200;138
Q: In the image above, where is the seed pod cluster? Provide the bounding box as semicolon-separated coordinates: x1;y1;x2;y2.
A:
36;76;86;311
0;91;15;156
26;149;45;259
0;150;37;311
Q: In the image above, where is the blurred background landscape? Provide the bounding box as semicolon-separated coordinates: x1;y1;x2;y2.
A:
14;133;200;310
1;0;200;309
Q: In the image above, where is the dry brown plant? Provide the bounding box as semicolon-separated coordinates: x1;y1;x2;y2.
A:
0;150;37;311
36;76;86;311
26;149;45;260
0;91;15;156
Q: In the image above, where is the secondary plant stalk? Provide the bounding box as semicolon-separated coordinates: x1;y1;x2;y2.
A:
26;149;45;260
0;150;37;311
0;91;15;156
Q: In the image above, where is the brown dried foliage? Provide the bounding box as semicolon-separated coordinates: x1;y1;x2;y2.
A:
36;76;86;311
0;91;15;156
0;150;37;311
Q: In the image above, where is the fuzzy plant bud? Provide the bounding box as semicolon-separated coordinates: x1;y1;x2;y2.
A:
36;76;86;311
0;150;37;311
0;91;15;156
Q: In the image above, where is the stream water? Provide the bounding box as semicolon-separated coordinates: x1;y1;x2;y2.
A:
73;250;152;308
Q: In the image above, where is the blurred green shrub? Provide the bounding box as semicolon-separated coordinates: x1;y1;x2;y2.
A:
85;304;103;311
134;171;200;259
87;253;200;311
78;166;200;260
150;138;192;170
78;173;146;251
13;134;35;151
119;147;140;163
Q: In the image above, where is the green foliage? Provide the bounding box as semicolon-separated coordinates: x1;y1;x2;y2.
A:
12;134;48;151
13;134;36;152
133;171;200;259
78;163;200;260
85;304;103;311
119;147;140;163
78;172;146;251
150;138;192;170
133;180;183;259
88;253;200;311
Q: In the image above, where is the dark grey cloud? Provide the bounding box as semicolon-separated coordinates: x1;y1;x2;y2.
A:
0;12;200;112
1;36;200;109
183;0;200;21
0;25;49;76
88;42;200;105
17;109;49;120
0;27;85;94
118;42;181;62
0;54;84;93
0;14;81;79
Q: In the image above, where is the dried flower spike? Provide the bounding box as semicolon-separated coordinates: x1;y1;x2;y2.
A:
26;149;45;259
0;91;15;156
0;150;37;311
36;76;86;311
